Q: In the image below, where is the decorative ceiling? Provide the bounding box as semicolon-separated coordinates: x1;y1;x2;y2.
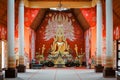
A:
0;0;120;31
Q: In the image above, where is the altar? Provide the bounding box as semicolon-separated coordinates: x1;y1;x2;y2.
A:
35;16;85;68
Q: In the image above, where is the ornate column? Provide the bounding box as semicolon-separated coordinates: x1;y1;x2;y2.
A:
95;0;104;72
17;0;26;72
103;0;115;77
5;0;17;78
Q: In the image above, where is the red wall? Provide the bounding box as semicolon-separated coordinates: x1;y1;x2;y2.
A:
82;7;119;62
81;8;97;58
35;11;85;58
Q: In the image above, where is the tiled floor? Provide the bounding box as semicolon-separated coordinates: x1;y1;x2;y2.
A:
4;68;116;80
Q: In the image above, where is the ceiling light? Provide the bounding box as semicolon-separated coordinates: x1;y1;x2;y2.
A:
50;0;69;11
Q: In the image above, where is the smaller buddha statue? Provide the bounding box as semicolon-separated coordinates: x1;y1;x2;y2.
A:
74;44;78;56
64;45;70;55
41;44;45;55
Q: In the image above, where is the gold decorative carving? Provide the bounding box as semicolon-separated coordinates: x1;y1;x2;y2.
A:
105;57;113;68
8;56;16;68
96;56;102;65
78;54;84;67
19;56;24;65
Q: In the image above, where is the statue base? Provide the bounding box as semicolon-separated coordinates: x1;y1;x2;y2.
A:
5;68;17;78
95;64;104;72
0;72;3;80
54;64;65;68
17;65;26;73
29;63;33;69
103;67;115;78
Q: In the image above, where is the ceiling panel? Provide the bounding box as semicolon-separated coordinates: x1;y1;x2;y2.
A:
0;0;120;29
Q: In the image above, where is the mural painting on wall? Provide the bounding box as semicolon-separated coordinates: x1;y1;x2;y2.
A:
30;30;36;60
24;8;40;62
113;26;120;67
0;25;7;40
44;14;75;41
85;29;91;68
114;26;120;40
36;11;85;61
80;8;96;27
84;23;106;66
81;7;114;67
24;8;40;28
81;7;96;67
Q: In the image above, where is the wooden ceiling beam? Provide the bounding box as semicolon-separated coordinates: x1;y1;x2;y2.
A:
73;9;90;31
24;0;97;8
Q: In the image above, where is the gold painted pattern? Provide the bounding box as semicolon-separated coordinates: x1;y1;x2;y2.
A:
8;57;16;68
19;56;24;65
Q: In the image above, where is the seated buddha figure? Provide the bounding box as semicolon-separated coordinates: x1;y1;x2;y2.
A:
51;25;69;55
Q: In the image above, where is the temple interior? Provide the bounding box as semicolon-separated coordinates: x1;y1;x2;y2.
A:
0;0;120;80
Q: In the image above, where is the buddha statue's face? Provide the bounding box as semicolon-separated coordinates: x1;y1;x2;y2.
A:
55;26;65;42
58;36;63;42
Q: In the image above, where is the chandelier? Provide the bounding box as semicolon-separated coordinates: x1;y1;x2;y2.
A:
50;0;69;11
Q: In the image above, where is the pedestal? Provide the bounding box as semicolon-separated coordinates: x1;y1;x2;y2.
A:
17;65;26;73
117;75;120;80
5;68;17;78
54;64;65;68
95;64;104;72
29;63;32;69
30;64;42;69
103;68;115;78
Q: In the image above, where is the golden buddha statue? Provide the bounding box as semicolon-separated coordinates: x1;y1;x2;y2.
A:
51;25;69;55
